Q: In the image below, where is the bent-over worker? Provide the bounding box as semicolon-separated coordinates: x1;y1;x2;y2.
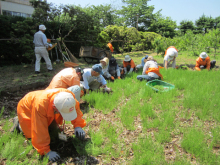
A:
13;88;86;162
46;67;84;102
164;46;178;69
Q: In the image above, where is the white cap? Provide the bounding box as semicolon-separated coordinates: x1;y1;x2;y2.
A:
54;92;77;121
200;52;208;59
166;49;176;57
124;55;131;62
39;25;46;30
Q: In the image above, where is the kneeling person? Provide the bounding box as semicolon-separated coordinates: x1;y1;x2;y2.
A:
123;55;136;74
15;89;86;162
195;52;216;71
137;56;163;81
81;64;110;94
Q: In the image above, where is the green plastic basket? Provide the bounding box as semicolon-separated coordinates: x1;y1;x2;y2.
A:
146;80;175;92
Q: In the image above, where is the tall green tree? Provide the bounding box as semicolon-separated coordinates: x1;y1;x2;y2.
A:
117;0;157;30
179;20;195;34
214;16;220;29
195;15;214;34
148;16;177;38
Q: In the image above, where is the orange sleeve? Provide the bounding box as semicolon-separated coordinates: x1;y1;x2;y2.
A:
71;101;86;128
206;57;210;70
195;58;201;71
123;60;126;68
131;60;136;68
31;101;51;155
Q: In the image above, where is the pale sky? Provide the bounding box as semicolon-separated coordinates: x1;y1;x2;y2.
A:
47;0;220;25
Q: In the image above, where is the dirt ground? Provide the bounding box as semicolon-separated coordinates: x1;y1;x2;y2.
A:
0;55;219;164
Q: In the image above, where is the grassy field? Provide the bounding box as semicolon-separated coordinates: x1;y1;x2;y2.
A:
0;50;220;164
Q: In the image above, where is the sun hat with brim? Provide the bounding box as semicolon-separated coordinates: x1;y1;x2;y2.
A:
200;52;208;59
100;57;109;65
124;55;131;62
167;49;175;57
92;64;104;75
39;25;46;30
54;92;77;121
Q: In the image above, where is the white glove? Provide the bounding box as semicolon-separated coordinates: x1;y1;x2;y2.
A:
49;44;52;47
46;151;60;162
128;68;133;74
124;67;127;74
74;127;85;140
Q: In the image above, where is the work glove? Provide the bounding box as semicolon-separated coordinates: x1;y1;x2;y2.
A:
74;127;85;140
128;68;133;74
46;151;60;162
49;44;52;47
124;67;127;74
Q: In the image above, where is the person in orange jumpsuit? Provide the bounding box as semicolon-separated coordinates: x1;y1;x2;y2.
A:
195;52;216;71
15;88;86;162
123;55;136;74
46;67;84;102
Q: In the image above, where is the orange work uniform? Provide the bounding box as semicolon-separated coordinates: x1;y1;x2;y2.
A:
46;68;80;89
17;88;86;155
195;57;210;71
145;67;163;80
123;59;136;69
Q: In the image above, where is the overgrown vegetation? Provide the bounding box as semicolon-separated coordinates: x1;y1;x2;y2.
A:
0;51;220;164
0;0;220;66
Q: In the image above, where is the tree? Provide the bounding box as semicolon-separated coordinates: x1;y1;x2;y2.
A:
214;16;220;29
206;29;220;58
117;0;157;30
179;20;195;34
148;16;177;38
195;15;214;34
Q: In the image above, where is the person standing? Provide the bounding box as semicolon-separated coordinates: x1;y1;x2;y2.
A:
164;46;178;69
33;25;53;74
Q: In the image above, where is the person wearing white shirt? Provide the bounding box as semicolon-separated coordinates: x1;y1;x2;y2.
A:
137;56;163;81
164;46;178;69
33;24;53;74
80;64;109;94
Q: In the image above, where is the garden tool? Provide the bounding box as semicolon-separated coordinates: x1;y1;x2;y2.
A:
55;46;61;64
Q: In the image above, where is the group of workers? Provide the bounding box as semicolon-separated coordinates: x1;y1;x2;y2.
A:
11;25;217;162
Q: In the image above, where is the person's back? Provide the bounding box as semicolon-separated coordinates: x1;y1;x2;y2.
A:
47;68;80;89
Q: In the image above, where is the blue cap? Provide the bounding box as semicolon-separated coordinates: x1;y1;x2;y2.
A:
145;55;149;59
92;64;103;75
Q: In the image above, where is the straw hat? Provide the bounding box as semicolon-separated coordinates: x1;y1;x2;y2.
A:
100;57;109;65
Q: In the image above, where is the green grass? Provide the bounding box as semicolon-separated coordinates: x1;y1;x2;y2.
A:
1;50;220;164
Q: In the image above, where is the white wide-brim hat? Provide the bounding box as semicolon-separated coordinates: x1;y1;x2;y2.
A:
39;25;46;30
54;92;77;121
124;55;131;62
200;52;208;59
